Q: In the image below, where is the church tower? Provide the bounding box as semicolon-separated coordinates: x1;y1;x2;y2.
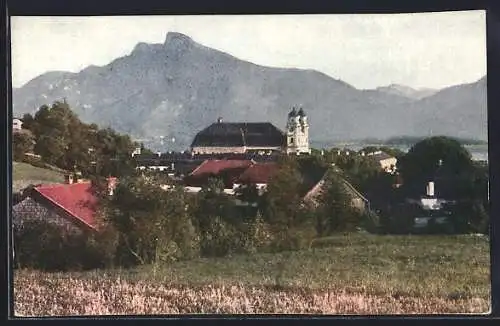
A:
286;107;311;155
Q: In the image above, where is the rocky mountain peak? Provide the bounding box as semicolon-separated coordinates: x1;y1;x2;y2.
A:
132;42;152;53
12;33;487;150
164;32;194;47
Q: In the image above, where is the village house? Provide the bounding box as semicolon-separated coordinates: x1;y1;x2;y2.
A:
234;162;279;194
405;181;455;230
179;159;251;195
302;171;370;212
133;151;281;178
179;159;280;195
366;151;397;173
177;158;369;213
12;117;23;132
12;174;116;235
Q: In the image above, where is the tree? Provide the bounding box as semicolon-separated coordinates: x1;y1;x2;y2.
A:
139;143;155;155
258;158;320;250
193;177;240;256
334;154;381;192
12;130;34;161
398;136;475;199
93;173;198;266
397;136;488;234
360;146;380;155
261;158;303;230
194;178;233;225
234;181;261;220
91;128;137;177
21;113;35;131
29;102;85;169
448;199;489;234
26;101;137;177
316;171;362;234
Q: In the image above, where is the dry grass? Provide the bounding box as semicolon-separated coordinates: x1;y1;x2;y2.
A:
13;234;491;316
13;271;489;316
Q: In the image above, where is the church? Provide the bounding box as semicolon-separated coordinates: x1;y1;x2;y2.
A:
190;107;311;155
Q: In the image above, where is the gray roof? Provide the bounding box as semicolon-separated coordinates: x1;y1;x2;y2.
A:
191;122;285;148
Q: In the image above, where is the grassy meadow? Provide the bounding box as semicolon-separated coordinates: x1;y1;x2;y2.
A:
12;161;65;192
14;233;491;315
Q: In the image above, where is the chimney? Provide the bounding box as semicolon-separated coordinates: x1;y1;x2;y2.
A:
66;174;74;184
217;117;223;123
75;172;83;183
107;177;117;196
426;181;435;197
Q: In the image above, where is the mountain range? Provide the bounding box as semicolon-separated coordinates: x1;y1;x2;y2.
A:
12;32;487;151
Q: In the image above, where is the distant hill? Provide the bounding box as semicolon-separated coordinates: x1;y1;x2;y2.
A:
375;84;438;100
13;32;488;152
383;135;488;146
406;77;487;142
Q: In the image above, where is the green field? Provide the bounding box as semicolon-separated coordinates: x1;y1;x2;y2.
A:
86;233;491;299
12;162;65;192
15;233;491;315
22;234;490;298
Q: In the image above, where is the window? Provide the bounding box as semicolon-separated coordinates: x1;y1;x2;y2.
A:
290;137;294;144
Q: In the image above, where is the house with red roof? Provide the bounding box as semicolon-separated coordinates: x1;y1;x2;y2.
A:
12;176;117;234
234;162;279;193
184;159;254;189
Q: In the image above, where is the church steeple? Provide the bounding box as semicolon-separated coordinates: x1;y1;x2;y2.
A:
285;106;310;155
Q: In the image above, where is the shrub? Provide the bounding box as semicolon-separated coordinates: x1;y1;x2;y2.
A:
359;210;381;234
199;216;240;257
239;212;275;254
13;220;110;271
21;155;46;169
172;215;201;261
12;131;35;161
269;223;317;252
95;176;202;265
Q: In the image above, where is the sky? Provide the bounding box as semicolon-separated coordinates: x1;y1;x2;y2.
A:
10;11;486;90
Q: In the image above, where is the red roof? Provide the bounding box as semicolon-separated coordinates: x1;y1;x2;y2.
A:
190;159;254;176
237;162;279;184
186;159;254;188
31;182;100;230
